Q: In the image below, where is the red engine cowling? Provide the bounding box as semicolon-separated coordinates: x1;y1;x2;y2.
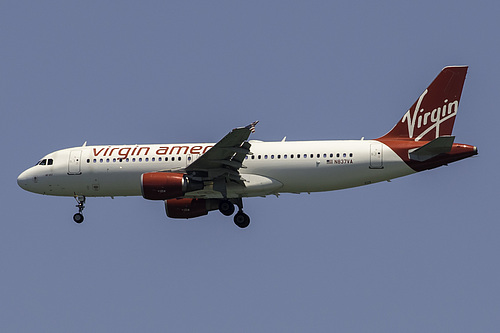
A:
165;198;219;219
141;172;203;200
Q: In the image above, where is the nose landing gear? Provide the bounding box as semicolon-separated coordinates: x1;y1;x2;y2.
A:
73;195;86;223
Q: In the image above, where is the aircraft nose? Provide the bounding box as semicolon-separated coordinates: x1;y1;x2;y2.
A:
17;168;36;191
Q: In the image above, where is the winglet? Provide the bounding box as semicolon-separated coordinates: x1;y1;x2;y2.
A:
246;121;259;133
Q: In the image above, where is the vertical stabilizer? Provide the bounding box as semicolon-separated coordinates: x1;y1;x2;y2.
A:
378;66;468;141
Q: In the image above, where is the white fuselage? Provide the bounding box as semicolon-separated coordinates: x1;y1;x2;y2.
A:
16;67;475;226
17;140;414;198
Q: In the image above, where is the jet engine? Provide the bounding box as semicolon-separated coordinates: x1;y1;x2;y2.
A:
141;172;203;200
164;198;219;218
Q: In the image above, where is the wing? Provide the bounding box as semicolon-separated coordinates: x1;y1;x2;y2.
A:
185;121;258;195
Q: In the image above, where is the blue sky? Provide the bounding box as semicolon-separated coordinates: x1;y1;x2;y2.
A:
1;1;498;331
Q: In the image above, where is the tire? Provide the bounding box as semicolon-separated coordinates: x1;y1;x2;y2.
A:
219;200;235;216
73;213;84;224
234;212;250;229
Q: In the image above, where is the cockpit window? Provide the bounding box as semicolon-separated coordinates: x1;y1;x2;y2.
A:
36;159;53;166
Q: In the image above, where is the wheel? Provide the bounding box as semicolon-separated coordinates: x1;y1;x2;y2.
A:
234;212;250;228
219;200;235;216
73;213;84;223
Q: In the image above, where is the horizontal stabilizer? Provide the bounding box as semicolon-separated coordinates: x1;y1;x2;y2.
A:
409;136;455;162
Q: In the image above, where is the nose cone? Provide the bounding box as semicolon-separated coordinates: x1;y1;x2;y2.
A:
17;168;36;192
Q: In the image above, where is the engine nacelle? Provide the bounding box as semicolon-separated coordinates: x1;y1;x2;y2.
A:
164;198;219;219
141;172;203;200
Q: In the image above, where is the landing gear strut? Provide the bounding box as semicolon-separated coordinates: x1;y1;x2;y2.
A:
233;198;250;229
217;198;250;228
73;195;86;223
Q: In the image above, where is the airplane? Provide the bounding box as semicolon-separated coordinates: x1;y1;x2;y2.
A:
17;66;477;228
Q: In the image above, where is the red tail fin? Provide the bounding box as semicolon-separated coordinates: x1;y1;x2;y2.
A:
378;66;468;141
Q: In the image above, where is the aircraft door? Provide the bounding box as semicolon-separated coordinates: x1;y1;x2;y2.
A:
369;143;384;169
68;150;82;175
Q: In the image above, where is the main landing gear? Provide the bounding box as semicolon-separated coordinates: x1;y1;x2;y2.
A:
73;195;86;224
234;211;250;229
219;199;250;228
